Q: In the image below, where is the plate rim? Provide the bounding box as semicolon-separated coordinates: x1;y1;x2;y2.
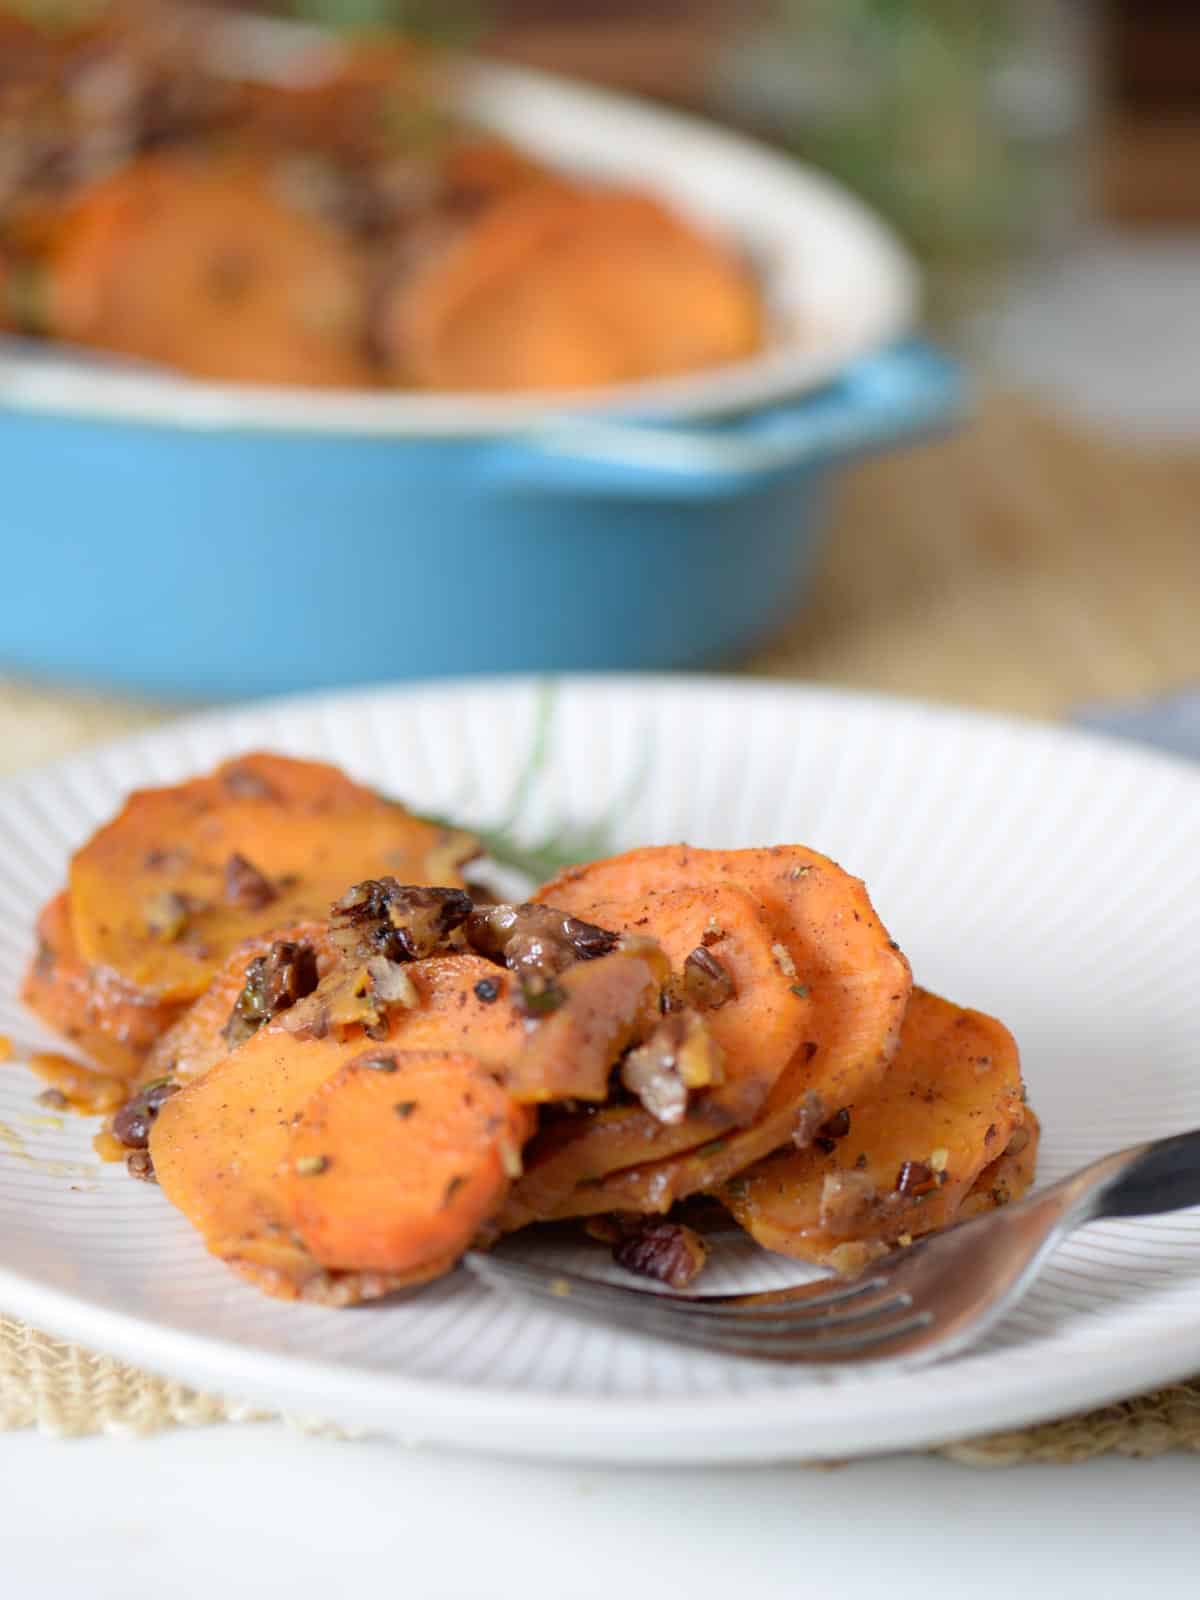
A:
2;672;1199;1464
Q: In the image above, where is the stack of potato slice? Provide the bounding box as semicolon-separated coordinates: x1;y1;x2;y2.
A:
21;756;1038;1305
2;7;764;391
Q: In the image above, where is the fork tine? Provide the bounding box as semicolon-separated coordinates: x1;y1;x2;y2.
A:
466;1253;894;1323
465;1254;916;1340
465;1254;931;1361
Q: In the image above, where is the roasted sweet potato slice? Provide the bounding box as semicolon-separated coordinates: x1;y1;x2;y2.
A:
47;154;372;387
383;184;762;390
720;988;1028;1265
509;846;911;1221
21;892;184;1079
568;885;800;1123
149;950;534;1298
958;1109;1040;1220
537;845;910;1115
68;752;471;1004
497;882;816;1227
285;1049;528;1274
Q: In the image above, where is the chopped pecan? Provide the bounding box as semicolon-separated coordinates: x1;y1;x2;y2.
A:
465;902;619;990
820;1107;851;1140
331;878;472;963
682;946;736;1010
222;938;321;1049
126;1148;157;1183
814;1106;851;1153
280;950;418;1043
896;1164;940;1203
223;851;277;911
613;1221;708;1289
111;1077;180;1149
895;1159;938;1199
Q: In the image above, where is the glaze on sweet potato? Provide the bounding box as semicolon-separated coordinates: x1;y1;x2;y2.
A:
285;1049;528;1274
47;154;372;387
383;185;762;390
720;987;1028;1264
68;752;472;1004
21;892;184;1079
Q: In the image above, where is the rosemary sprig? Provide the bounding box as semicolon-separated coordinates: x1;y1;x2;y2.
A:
418;682;649;886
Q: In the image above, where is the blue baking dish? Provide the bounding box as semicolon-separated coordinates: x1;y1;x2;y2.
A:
0;36;963;700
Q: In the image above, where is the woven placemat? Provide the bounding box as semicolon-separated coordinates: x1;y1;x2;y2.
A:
2;392;1198;1463
4;1311;1200;1462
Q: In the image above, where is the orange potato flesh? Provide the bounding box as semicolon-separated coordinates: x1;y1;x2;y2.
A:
48;154;372;387
385;185;762;391
20;891;184;1079
69;752;469;1004
149;952;533;1297
285;1049;528;1275
721;988;1027;1264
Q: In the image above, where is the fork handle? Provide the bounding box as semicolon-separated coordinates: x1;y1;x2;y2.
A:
1090;1129;1200;1221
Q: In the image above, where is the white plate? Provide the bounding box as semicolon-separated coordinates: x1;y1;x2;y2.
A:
1;676;1199;1465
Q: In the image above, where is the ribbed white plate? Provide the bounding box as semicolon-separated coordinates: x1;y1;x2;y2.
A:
2;676;1199;1464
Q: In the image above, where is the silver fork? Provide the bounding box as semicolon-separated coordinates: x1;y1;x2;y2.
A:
464;1130;1200;1367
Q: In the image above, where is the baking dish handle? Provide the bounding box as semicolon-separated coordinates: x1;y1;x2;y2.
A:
491;339;965;501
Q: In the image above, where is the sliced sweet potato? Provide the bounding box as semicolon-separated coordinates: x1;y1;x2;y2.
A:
567;885;801;1123
285;1049;528;1274
497;881;817;1227
510;846;911;1220
383;184;762;390
47;154;372;387
720;988;1028;1265
149;950;533;1297
536;845;910;1116
958;1109;1040;1220
137;920;339;1088
68;752;471;1004
21;892;184;1079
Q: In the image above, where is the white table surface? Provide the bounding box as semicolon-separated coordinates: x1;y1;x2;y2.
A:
1;1422;1196;1597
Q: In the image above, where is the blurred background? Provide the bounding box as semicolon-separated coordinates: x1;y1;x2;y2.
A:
0;0;1197;762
